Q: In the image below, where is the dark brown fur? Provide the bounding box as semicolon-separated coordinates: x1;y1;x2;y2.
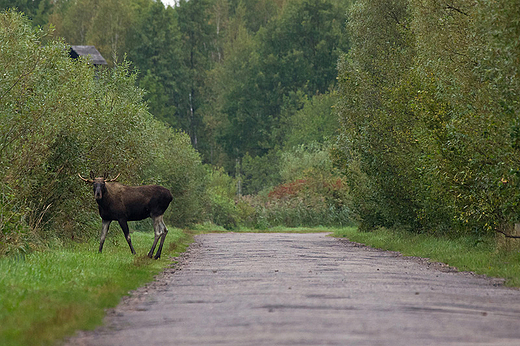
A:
80;173;173;259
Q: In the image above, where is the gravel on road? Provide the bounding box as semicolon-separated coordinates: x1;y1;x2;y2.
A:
67;232;520;345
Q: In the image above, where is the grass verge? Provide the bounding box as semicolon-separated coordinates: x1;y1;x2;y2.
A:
333;226;520;287
0;228;193;346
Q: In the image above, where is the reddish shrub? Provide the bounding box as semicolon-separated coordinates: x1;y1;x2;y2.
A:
268;179;307;199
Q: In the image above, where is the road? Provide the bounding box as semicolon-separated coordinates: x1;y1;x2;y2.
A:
68;232;520;345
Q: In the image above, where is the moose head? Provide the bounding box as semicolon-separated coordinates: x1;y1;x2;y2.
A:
78;172;121;200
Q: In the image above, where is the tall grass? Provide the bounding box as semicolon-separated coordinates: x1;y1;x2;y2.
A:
0;229;192;346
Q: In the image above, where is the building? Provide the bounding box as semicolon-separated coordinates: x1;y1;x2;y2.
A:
69;46;107;66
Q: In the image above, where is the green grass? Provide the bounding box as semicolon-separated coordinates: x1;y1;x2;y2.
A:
0;228;193;346
333;226;520;287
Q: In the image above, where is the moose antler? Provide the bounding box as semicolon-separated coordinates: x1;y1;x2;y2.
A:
106;173;121;182
78;173;93;183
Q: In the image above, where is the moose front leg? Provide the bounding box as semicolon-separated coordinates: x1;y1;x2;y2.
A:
99;219;111;253
118;219;136;255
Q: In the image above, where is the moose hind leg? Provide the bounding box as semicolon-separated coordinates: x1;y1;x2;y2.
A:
154;217;168;260
154;229;168;260
147;234;160;258
118;219;136;255
99;220;112;253
149;215;167;259
148;215;161;258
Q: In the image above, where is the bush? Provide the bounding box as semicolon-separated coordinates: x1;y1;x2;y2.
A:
238;175;350;229
284;93;338;149
0;10;209;254
140;124;207;227
335;0;520;237
238;144;351;228
241;151;282;195
205;167;240;230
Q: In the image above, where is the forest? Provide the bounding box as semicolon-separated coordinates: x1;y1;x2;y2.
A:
1;0;520;255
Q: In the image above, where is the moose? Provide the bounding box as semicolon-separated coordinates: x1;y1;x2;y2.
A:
79;172;173;259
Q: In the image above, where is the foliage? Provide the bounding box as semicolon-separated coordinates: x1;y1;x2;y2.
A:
3;0;350;182
335;0;420;231
336;0;520;236
49;0;137;65
205;167;240;229
239;173;350;229
0;11;208;254
280;142;333;181
126;1;182;127
284;92;338;149
140;124;208;227
212;0;349;164
0;0;52;26
241;150;282;195
1;1;353;238
239;143;350;228
176;0;216;148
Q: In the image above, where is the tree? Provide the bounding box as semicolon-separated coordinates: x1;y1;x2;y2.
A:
336;0;520;236
86;0;133;64
177;0;216;148
0;11;211;252
0;0;53;26
284;92;338;149
51;0;99;46
215;0;348;165
126;1;183;127
228;0;282;33
336;0;423;231
50;0;141;65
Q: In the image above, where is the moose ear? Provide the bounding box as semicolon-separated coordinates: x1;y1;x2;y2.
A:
89;171;96;180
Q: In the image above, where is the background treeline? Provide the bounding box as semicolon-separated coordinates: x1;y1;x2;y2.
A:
0;0;351;255
6;0;349;173
3;0;520;254
9;0;350;190
335;0;520;237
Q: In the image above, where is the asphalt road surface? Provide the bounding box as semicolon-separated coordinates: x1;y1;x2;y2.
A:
68;233;520;345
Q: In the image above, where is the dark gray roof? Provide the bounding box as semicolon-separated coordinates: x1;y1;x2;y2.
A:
70;45;107;65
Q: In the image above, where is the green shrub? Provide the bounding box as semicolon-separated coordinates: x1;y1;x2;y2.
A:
0;10;210;253
284;93;338;149
205;167;240;230
280;143;333;182
241;151;282;195
335;0;520;237
140;124;207;227
238;146;351;228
